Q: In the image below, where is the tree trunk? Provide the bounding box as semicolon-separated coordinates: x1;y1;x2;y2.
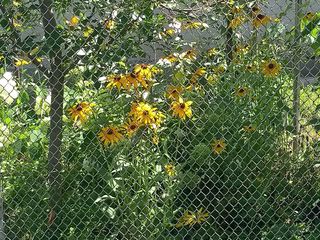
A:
39;0;64;237
293;0;302;153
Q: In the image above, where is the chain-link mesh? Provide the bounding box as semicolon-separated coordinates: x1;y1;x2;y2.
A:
1;0;320;239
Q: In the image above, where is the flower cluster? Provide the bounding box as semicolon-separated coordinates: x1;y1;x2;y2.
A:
175;208;209;228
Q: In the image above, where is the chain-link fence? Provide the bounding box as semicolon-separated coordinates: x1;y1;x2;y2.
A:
1;0;320;239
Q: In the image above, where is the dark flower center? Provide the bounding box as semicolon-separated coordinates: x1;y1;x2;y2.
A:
187;50;192;54
130;72;137;78
143;110;149;116
115;76;121;81
141;64;148;69
239;88;245;93
268;63;275;69
180;103;186;109
76;104;83;111
130;124;137;130
257;14;265;20
216;144;222;148
172;89;178;94
252;6;259;12
106;129;114;135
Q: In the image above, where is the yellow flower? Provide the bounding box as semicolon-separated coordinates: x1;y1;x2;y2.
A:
129;102;139;117
106;74;127;90
83;26;94;38
251;5;261;15
243;125;256;133
207;48;218;56
175;208;209;228
162;54;179;63
164;164;176;176
15;59;30;66
161;28;176;37
214;64;226;74
235;87;248;97
133;64;159;80
124;120;140;137
231;5;244;14
105;19;116;30
304;12;315;21
0;55;4;61
212;139;226;154
206;74;219;85
135;102;158;125
262;60;281;77
69;16;80;27
235;44;249;55
182;21;207;30
191;67;206;84
68;102;95;124
166;85;184;100
13;19;22;28
194;67;206;77
98;126;123;146
229;16;245;29
181;49;197;61
253;14;271;28
171;97;192;120
125;72;142;89
152;134;159;145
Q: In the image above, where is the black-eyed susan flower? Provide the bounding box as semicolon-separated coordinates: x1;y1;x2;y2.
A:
133;64;160;80
68;16;79;27
207;48;219;56
166;85;183;100
212;139;226;154
235;44;250;55
181;49;197;61
161;28;176;37
83;26;94;38
175;208;209;228
124;120;140;137
164;163;176;176
235;87;249;97
304;12;315;21
161;54;179;63
251;5;261;15
206;74;219;85
228;16;245;29
106;74;127;90
214;64;226;74
253;14;271;28
135;102;158;125
262;60;281;77
243;124;256;133
182;21;208;30
152;133;159;145
151;111;165;129
15;59;30;67
129;101;139;117
68;102;95;124
105;19;116;30
125;72;142;89
98;126;123;145
171;97;192;120
191;67;206;84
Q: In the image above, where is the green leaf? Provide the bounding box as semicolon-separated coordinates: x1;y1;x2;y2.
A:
301;16;320;37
